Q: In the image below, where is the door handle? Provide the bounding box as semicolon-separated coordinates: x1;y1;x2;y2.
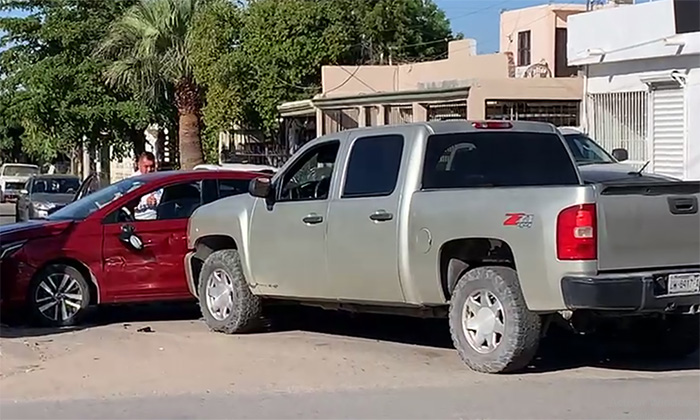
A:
302;214;324;225
668;196;698;215
369;210;393;222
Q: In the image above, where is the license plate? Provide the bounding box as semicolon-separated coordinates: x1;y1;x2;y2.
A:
668;273;700;295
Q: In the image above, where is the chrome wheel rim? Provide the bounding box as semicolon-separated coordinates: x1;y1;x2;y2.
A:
206;269;234;321
35;273;84;322
462;289;506;354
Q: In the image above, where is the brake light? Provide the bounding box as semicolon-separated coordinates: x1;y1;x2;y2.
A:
472;121;513;129
556;204;597;260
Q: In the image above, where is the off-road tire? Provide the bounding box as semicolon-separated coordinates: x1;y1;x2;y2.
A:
198;249;262;334
28;264;91;327
449;266;541;373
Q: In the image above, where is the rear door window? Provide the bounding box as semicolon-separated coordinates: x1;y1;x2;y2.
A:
218;179;252;198
422;132;579;189
343;135;404;198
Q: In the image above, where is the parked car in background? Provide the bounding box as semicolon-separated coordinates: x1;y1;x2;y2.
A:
15;174;81;222
186;121;699;374
0;163;40;203
0;170;268;327
557;127;680;183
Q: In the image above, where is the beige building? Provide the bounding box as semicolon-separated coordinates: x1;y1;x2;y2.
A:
499;3;587;78
278;36;583;151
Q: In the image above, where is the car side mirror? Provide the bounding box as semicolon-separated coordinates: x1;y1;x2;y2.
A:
249;177;272;198
19;189;28;195
612;148;629;162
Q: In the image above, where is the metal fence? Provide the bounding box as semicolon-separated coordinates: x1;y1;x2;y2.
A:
485;100;580;127
587;91;648;168
427;101;468;121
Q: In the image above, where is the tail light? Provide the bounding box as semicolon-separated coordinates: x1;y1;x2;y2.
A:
557;204;597;260
472;121;513;129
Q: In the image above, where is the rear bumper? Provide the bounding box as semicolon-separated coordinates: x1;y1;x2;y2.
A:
562;268;700;313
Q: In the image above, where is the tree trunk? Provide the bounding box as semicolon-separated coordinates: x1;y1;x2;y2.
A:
174;78;204;170
178;112;203;169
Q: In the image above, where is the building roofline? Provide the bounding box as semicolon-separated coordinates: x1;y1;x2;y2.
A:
312;84;472;108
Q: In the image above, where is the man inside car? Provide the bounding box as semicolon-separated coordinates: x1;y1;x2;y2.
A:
130;152;162;220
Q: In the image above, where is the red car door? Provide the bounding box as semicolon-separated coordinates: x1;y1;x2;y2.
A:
101;180;201;303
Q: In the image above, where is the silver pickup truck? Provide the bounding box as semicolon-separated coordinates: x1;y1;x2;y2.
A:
185;120;700;373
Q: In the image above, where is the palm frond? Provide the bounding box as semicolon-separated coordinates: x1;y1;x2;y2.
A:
96;0;200;107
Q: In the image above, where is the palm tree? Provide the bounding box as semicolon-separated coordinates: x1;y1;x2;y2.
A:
97;0;204;169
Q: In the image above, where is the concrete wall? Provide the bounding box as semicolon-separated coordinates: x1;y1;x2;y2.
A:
568;0;700;66
500;4;586;74
321;40;510;95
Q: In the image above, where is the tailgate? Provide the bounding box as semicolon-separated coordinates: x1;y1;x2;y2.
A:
597;181;700;271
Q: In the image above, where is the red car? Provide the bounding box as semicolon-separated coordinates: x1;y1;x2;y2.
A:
0;170;266;327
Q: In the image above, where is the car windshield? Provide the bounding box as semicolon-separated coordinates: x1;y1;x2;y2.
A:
2;165;39;177
563;133;616;165
32;178;81;194
48;177;145;221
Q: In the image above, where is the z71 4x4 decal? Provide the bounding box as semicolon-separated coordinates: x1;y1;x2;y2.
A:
503;213;534;229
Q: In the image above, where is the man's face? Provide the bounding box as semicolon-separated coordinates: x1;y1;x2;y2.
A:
138;158;156;174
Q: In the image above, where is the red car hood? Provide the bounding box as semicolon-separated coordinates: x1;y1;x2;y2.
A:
0;219;73;244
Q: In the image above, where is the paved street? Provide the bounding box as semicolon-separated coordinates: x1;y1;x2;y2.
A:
1;304;699;419
1;202;699;419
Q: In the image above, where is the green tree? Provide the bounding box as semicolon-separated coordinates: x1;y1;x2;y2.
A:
190;0;456;140
97;0;205;170
0;0;154;165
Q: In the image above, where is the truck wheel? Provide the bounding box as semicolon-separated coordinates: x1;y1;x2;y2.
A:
449;266;541;373
198;249;262;334
28;264;91;327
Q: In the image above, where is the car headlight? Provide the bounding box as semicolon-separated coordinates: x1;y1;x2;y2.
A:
0;240;25;260
33;201;56;211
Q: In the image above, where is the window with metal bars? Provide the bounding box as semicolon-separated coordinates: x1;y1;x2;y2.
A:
427;101;467;121
517;31;531;67
485;100;580;127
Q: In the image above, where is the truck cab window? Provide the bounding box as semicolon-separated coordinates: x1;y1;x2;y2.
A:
343;134;404;198
279;141;340;201
422;132;579;189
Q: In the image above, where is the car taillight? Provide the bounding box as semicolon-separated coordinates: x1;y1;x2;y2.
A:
556;204;597;260
472;121;513;129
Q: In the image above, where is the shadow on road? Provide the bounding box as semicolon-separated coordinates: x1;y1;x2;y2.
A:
264;306;700;374
2;302;698;375
0;301;201;339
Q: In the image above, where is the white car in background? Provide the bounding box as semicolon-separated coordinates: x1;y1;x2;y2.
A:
193;163;278;174
556;127;677;183
0;163;40;203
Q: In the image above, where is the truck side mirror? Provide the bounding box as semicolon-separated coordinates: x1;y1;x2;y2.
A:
612;148;628;162
249;177;272;198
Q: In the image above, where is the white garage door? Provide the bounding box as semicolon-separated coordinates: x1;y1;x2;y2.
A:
651;86;686;179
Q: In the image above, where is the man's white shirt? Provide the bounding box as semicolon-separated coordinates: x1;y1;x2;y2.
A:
130;170;162;220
